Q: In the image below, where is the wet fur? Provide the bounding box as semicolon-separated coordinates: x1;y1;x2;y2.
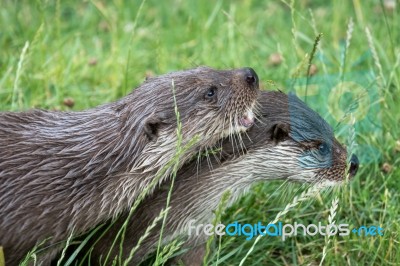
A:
81;91;349;265
0;66;258;264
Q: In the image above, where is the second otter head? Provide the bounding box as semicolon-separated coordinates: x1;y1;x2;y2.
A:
224;90;359;185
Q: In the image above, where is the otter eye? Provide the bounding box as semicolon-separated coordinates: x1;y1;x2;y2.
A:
318;143;330;156
204;86;217;100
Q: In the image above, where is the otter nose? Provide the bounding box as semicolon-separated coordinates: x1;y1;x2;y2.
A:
243;67;259;87
349;154;359;177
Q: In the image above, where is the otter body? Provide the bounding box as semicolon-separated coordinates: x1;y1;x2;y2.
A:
83;91;359;265
0;67;259;264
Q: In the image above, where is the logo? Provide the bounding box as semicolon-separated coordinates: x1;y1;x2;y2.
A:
188;220;384;241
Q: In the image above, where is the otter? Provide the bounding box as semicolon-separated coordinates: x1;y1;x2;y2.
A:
0;66;259;265
77;91;359;265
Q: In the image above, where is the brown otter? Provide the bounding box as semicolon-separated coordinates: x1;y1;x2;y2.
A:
0;66;259;265
78;90;359;265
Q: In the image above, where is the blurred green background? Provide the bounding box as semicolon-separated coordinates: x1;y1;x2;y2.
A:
0;0;399;265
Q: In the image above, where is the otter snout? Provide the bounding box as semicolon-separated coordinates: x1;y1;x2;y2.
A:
349;154;359;177
243;67;259;88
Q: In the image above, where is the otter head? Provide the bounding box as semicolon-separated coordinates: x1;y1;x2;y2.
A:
141;66;259;139
235;91;359;186
128;66;259;175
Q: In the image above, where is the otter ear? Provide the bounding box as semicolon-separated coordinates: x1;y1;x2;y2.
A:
143;112;169;141
270;122;290;143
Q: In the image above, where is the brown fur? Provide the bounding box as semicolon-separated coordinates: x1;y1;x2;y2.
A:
0;66;259;265
81;91;359;265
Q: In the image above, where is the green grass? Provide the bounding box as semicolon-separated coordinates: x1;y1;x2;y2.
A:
1;0;399;265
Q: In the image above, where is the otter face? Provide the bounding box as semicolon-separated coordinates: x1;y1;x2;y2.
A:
143;66;259;140
128;66;259;177
283;92;358;184
238;91;359;186
156;67;259;138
